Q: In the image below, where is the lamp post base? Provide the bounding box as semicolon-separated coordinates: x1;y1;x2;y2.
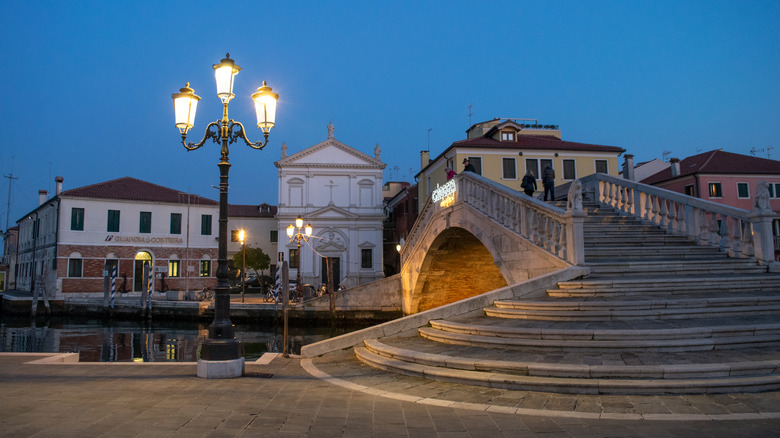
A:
197;357;245;379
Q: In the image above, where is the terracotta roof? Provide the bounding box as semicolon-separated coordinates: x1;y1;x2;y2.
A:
60;176;218;206
452;135;624;152
641;150;780;184
228;203;277;217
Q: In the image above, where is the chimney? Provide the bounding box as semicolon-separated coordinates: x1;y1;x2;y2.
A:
39;190;48;206
622;154;635;181
670;158;680;177
420;151;430;169
55;176;64;195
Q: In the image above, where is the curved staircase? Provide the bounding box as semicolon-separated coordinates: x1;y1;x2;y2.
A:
357;202;780;395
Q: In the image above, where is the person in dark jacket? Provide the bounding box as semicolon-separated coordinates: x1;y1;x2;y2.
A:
462;158;476;173
542;164;555;201
521;170;537;197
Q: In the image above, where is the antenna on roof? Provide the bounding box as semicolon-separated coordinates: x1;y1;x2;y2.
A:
427;128;432;149
767;146;774;159
468;105;473;126
750;147;764;157
662;151;671;162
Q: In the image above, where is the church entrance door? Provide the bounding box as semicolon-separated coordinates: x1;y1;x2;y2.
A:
321;257;340;290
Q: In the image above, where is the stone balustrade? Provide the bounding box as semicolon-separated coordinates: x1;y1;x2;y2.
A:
402;172;585;266
583;173;779;266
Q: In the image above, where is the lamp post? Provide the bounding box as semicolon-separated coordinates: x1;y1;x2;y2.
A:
172;53;278;378
286;215;312;295
238;229;246;303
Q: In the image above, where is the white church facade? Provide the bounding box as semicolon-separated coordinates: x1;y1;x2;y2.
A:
275;123;386;289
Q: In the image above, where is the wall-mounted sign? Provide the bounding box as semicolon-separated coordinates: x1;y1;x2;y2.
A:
432;180;456;208
105;235;184;245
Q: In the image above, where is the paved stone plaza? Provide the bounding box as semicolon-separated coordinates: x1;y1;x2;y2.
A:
1;351;779;437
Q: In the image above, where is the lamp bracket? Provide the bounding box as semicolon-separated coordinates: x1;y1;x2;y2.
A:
182;121;220;151
229;120;269;150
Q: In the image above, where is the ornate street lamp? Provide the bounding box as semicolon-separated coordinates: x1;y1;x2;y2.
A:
172;53;278;379
286;215;312;295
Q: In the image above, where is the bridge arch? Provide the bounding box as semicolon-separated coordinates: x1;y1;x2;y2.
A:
400;200;569;314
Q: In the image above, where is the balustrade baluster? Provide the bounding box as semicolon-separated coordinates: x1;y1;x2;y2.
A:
651;196;661;225
643;191;652;221
659;199;669;228
732;217;744;256
709;214;720;246
719;216;732;252
666;202;677;233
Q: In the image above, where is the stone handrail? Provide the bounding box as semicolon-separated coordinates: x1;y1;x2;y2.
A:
582;173;779;265
402;172;585;265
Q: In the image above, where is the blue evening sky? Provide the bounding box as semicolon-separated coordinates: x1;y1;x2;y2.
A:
1;0;778;229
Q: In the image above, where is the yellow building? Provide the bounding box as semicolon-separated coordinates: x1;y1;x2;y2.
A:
417;118;625;210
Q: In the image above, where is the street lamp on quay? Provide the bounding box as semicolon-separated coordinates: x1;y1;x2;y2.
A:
172;53;278;379
286;215;312;294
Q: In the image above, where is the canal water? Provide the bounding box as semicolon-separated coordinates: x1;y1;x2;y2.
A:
0;317;365;362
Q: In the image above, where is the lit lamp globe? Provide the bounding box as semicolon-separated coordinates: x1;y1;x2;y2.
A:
213;53;241;104
305;223;313;237
252;82;278;134
171;83;201;134
287;224;294;238
295;215;303;229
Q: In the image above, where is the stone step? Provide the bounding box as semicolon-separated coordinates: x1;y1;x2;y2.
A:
419;321;780;352
485;301;780;321
584;260;766;276
355;344;780;395
361;338;780;382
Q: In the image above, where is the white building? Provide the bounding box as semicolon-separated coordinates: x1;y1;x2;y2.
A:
274;122;386;288
15;177;220;296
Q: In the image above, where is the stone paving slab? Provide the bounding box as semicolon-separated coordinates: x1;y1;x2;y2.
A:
1;352;780;437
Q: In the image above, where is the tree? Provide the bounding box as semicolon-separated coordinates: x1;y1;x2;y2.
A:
232;245;271;279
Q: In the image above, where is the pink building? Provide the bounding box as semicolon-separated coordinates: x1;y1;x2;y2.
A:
642;149;780;260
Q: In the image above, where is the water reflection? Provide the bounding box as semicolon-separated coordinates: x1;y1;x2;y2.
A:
0;318;357;362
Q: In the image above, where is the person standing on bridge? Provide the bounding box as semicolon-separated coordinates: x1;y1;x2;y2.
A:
521;170;537;197
462;158;476;173
542;164;555;201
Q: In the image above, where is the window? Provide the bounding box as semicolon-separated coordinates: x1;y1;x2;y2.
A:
170;213;182;234
168;260;180;277
468;157;482;175
199;260;211;277
107;210;120;232
563;159;576;180
502;158;517;179
708;182;722;198
201;215;212;235
525;159;539;177
139;212;152;233
768;183;780;198
270;230;278;243
71;208;84;231
68;258;83;277
737;182;750;199
595;160;608;174
685;185;695;197
361;248;373;269
289;248;300;269
501;131;515;141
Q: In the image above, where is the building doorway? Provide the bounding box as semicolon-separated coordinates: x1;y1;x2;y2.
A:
321;257;340;290
133;251;152;291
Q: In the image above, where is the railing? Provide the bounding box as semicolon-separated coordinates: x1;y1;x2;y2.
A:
583;173;779;265
402;172;585;265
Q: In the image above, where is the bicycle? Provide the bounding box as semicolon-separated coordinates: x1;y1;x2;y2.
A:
201;287;214;301
264;287;279;303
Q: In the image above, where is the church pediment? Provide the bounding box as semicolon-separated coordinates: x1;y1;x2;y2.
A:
307;204;359;219
274;138;385;169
